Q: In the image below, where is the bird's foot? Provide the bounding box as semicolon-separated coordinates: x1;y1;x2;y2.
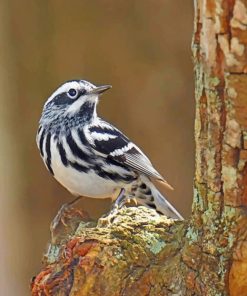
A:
98;205;122;226
98;189;130;226
50;196;86;242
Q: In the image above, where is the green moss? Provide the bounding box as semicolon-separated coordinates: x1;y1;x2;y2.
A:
186;226;199;243
193;187;205;211
149;240;166;255
113;249;124;260
143;231;166;254
47;244;60;264
209;76;221;87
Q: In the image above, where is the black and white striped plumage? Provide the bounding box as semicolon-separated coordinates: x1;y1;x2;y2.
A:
37;79;183;220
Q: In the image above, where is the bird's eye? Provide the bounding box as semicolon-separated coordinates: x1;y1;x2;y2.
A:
68;88;78;99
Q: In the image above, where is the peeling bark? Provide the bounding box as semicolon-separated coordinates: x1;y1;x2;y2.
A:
31;1;247;295
192;1;247;295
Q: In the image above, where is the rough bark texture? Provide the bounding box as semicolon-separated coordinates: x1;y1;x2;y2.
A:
31;1;247;295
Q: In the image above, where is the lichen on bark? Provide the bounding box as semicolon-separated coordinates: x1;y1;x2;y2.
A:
31;207;187;296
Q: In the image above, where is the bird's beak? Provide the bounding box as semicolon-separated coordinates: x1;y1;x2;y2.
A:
88;85;112;95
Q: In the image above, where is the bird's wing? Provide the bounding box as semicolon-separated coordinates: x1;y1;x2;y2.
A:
86;120;173;190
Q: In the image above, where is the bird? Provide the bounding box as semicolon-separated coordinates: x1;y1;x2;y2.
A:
36;79;183;220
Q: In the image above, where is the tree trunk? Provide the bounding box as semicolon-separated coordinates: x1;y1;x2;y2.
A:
31;1;247;295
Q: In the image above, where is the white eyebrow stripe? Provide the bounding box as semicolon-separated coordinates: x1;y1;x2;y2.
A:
45;81;81;106
44;80;98;108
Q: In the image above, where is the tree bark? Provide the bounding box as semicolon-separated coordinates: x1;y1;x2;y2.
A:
31;1;247;295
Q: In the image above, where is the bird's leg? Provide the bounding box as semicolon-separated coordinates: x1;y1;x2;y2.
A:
108;188;126;217
113;188;127;209
50;196;83;234
98;189;126;226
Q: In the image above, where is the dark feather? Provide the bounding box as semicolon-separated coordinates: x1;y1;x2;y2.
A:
88;120;165;181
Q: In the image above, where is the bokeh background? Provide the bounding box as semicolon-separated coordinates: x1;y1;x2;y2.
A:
0;1;194;295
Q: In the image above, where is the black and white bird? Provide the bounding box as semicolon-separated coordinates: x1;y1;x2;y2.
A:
36;79;183;220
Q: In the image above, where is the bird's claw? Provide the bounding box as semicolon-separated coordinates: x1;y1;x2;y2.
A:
50;196;82;234
98;205;121;226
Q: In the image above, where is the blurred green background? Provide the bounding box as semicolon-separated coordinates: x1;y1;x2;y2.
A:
0;1;194;295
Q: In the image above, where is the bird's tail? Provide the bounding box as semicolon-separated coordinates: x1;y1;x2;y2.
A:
135;176;184;220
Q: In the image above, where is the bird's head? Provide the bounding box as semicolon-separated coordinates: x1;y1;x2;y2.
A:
41;80;111;126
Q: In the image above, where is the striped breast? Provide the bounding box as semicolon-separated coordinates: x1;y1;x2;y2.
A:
36;126;135;198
